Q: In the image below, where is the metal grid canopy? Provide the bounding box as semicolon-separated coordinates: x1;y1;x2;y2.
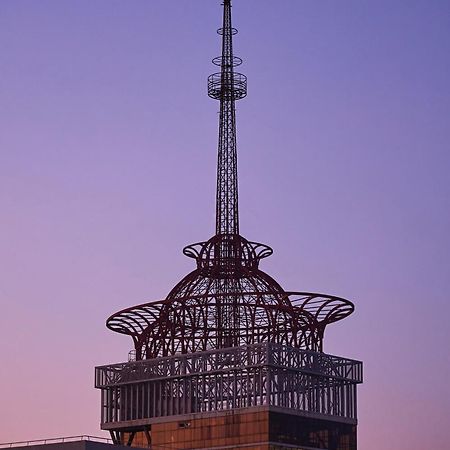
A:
105;0;355;361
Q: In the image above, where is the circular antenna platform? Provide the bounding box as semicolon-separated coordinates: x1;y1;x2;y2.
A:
217;27;238;35
212;56;243;67
208;72;247;100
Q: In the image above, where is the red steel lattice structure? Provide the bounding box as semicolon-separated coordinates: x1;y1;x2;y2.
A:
105;0;354;361
96;1;362;448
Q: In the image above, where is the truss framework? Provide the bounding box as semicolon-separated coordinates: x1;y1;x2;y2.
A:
103;0;356;361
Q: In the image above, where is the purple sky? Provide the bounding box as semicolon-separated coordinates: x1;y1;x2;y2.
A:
1;1;449;448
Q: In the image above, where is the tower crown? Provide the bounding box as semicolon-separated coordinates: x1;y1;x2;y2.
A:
97;5;362;445
105;0;354;360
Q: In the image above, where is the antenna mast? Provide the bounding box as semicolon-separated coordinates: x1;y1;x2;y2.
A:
208;0;247;237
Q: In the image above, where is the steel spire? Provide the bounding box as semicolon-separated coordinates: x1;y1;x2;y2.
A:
208;0;247;237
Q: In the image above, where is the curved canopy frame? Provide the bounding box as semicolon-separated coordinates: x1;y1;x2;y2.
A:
107;236;354;359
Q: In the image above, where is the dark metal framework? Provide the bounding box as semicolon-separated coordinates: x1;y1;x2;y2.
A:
105;0;355;361
97;0;362;446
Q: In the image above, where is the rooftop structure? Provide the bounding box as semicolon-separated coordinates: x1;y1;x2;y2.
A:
95;1;363;449
0;437;142;450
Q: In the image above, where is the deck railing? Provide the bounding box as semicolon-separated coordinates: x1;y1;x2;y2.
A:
0;436;111;449
95;343;362;427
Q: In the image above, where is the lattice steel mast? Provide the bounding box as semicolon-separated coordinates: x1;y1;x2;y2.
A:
207;0;248;348
208;0;246;237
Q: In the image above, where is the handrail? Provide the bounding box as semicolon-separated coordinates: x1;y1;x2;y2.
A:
0;436;112;448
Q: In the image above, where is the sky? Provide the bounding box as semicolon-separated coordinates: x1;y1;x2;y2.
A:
1;0;449;448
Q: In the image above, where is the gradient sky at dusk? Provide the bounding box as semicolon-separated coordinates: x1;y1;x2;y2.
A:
1;1;449;448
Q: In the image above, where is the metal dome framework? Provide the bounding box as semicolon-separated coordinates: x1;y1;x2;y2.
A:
106;0;355;362
107;236;354;360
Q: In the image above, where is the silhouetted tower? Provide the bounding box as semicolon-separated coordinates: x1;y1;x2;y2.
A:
95;1;363;449
209;0;247;349
211;0;242;237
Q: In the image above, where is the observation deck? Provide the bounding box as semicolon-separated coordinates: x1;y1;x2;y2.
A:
95;342;362;431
